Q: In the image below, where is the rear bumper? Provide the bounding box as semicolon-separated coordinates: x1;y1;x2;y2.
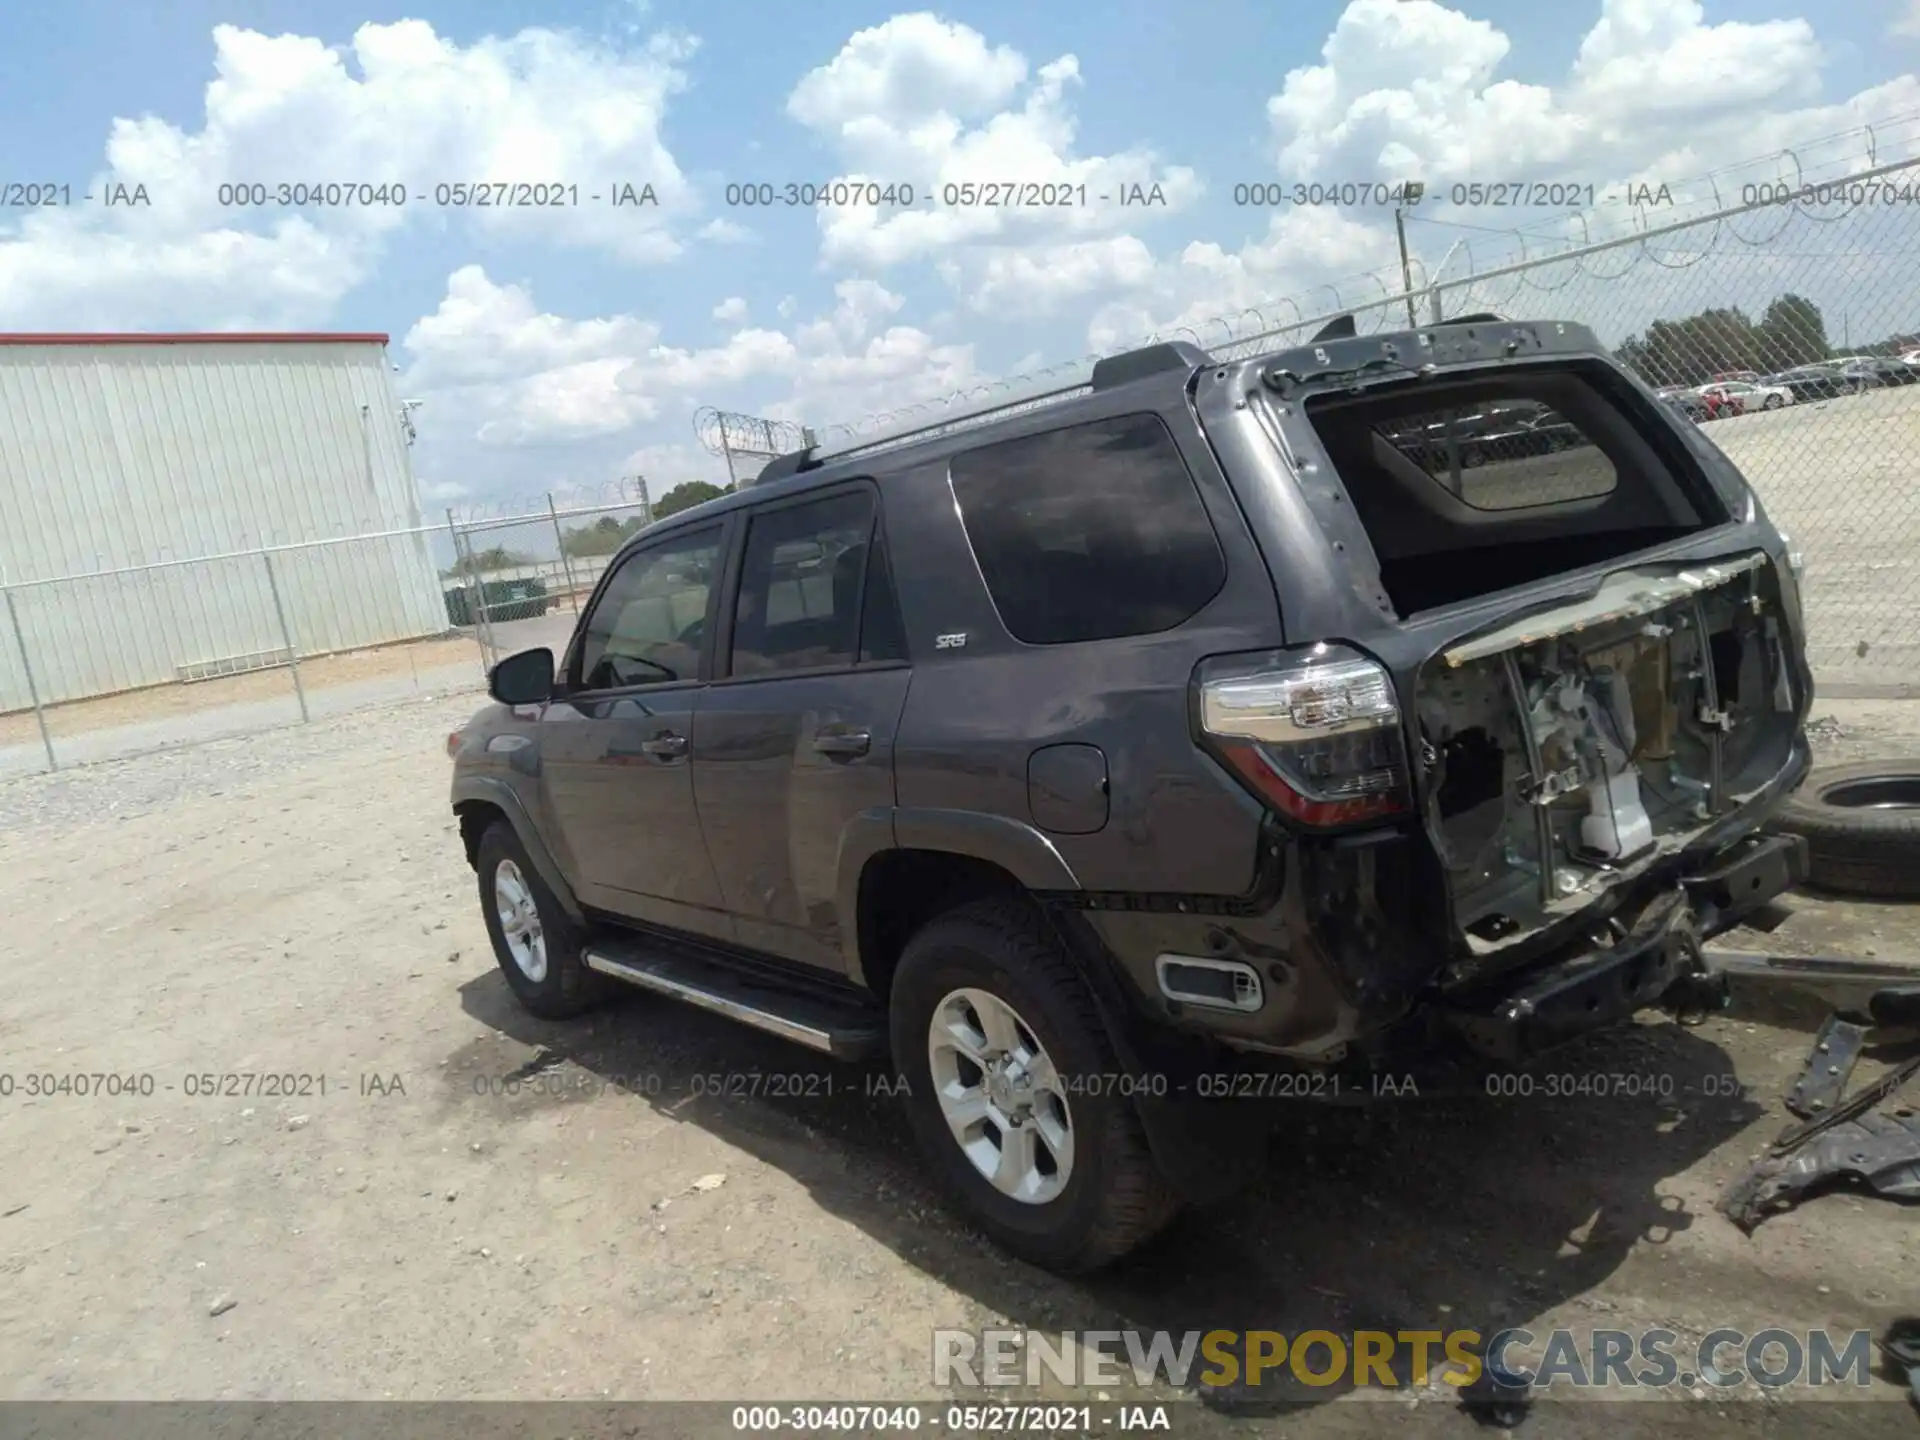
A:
1435;831;1807;1065
1059;828;1808;1197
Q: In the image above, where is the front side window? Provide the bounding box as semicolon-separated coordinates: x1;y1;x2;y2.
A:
574;525;721;689
730;490;877;677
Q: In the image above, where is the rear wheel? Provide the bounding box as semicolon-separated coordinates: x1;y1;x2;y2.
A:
476;821;608;1018
888;897;1179;1273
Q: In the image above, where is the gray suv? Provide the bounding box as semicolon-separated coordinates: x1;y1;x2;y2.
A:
448;317;1813;1272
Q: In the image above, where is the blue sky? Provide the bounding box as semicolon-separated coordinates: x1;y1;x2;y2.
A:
3;0;1920;508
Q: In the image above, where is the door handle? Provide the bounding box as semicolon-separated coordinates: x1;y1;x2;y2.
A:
640;732;688;758
812;729;871;757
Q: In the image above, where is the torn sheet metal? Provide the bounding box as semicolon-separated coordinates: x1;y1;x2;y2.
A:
1442;553;1768;668
1785;1014;1869;1119
1719;1048;1920;1232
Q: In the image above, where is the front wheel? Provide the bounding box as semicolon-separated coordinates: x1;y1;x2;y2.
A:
1763;394;1783;410
888;898;1179;1273
476;821;608;1019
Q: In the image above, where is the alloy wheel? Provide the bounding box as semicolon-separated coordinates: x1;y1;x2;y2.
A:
927;987;1075;1204
493;858;548;983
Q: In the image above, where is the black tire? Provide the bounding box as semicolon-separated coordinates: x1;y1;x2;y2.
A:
1766;760;1920;899
888;897;1179;1273
1763;394;1783;410
476;821;608;1018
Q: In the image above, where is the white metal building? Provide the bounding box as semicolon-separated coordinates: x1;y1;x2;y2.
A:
0;333;446;710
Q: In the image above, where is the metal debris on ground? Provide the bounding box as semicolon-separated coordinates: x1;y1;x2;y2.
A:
1719;979;1920;1229
1804;714;1848;741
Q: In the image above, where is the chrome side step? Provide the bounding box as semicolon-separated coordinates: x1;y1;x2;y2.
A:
582;941;886;1061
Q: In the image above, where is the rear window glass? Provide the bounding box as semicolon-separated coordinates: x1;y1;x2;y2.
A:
1376;400;1617;510
949;413;1226;645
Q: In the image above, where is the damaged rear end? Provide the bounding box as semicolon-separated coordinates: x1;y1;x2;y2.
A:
1202;318;1813;1066
1411;551;1809;1058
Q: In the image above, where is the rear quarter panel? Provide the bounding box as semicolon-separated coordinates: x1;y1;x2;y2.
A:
882;387;1282;898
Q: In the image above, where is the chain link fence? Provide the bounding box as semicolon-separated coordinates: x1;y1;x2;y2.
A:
443;498;652;670
0;495;653;778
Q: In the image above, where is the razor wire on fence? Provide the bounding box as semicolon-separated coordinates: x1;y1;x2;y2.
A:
694;407;816;486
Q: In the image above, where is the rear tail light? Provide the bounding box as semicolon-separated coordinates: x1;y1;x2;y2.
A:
1197;643;1411;827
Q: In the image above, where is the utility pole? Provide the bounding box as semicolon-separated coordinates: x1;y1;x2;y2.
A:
1394;181;1425;329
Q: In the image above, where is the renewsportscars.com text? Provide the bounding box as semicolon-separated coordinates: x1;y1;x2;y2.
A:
933;1326;1875;1392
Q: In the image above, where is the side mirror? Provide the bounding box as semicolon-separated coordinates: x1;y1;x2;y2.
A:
488;647;554;706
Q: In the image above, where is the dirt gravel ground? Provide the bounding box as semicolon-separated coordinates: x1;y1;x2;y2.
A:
0;689;1917;1436
0;632;482;752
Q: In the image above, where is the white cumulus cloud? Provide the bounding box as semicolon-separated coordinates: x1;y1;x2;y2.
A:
0;19;697;328
400;269;981;454
786;12;1200;302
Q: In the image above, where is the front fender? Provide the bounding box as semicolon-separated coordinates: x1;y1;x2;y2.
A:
451;773;585;924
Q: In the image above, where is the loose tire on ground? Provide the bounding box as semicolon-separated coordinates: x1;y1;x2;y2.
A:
888;897;1179;1274
1766;759;1920;899
476;820;609;1018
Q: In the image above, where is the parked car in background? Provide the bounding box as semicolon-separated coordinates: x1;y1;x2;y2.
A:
1687;385;1743;420
1698;380;1794;415
1765;366;1857;402
1837;356;1920;389
1656;386;1709;421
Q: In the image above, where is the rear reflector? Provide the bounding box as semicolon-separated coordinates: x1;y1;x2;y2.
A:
1155;954;1265;1012
1198;643;1410;826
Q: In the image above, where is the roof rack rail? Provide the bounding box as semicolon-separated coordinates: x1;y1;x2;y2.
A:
748;447;819;487
808;339;1212;466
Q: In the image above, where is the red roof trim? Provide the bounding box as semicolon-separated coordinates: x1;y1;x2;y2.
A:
0;332;390;346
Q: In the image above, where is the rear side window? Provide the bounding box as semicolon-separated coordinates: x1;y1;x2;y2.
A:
950;413;1226;645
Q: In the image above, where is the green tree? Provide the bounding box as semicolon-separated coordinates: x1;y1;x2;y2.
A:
1755;294;1830;370
561;514;646;557
442;545;532;578
652;480;727;520
1615;307;1759;386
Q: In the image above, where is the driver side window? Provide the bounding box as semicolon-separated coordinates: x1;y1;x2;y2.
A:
574;525;722;690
